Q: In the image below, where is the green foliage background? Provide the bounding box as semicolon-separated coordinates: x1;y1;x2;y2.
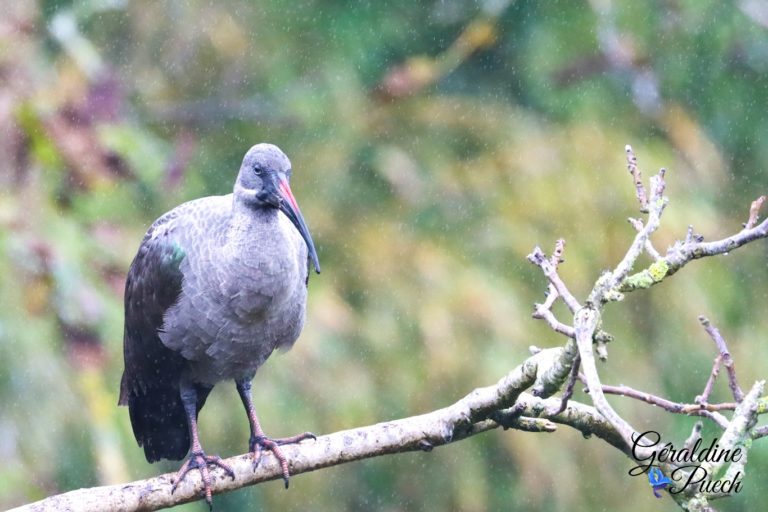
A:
1;1;768;511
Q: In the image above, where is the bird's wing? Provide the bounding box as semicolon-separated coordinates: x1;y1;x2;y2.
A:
119;211;189;402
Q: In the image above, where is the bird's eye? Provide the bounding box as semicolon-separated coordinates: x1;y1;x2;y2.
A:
253;166;264;176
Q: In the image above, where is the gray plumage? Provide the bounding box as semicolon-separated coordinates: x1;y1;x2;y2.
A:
119;143;319;470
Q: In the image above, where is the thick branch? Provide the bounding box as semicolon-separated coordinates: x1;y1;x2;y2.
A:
10;345;637;512
13;391;630;512
573;307;641;453
699;380;764;496
514;392;629;455
11;352;549;512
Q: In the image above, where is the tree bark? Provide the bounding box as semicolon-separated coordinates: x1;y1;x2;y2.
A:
15;349;616;512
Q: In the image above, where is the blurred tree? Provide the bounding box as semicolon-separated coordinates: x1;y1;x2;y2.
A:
2;1;768;511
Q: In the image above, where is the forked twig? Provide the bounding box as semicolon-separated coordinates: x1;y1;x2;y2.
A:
699;316;745;402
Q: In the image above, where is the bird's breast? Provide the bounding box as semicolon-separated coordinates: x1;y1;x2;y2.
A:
220;212;306;313
158;211;309;384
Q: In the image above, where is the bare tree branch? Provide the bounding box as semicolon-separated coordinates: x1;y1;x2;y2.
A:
527;146;768;511
531;239;577;339
699;381;763;497
7;349;610;512
12;389;632;512
625;144;649;213
527;245;581;313
697;354;724;405
628;216;662;260
699;316;745;402
549;354;581;415
583;378;737;415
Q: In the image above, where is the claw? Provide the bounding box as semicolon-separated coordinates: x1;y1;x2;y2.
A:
171;450;235;506
248;432;315;488
275;431;316;446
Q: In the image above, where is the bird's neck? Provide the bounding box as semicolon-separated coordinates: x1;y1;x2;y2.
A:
223;201;296;279
229;200;279;240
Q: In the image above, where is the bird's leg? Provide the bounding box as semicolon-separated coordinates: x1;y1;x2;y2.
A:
172;384;235;507
235;379;315;488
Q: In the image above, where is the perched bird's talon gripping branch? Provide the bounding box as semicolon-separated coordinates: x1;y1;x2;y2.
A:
118;144;319;507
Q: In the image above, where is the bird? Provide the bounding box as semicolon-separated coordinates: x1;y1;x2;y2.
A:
118;143;320;506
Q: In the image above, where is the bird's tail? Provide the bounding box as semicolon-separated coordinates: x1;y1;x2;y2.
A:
119;381;211;462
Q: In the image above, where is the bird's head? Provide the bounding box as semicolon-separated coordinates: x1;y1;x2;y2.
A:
235;143;320;273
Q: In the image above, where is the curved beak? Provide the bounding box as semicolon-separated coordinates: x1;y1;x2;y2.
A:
276;175;321;274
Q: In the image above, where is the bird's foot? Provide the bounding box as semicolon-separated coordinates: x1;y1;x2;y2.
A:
171;450;235;508
249;431;316;488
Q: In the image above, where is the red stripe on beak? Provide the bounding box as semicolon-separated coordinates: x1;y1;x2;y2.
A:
276;176;320;273
278;179;301;214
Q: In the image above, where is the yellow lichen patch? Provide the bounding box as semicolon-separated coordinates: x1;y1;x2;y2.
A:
648;260;669;282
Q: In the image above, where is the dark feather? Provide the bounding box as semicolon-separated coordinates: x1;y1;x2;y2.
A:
118;215;196;462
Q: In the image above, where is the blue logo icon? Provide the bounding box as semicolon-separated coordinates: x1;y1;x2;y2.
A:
648;467;672;498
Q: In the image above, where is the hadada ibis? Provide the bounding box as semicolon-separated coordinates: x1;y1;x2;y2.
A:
118;143;320;505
